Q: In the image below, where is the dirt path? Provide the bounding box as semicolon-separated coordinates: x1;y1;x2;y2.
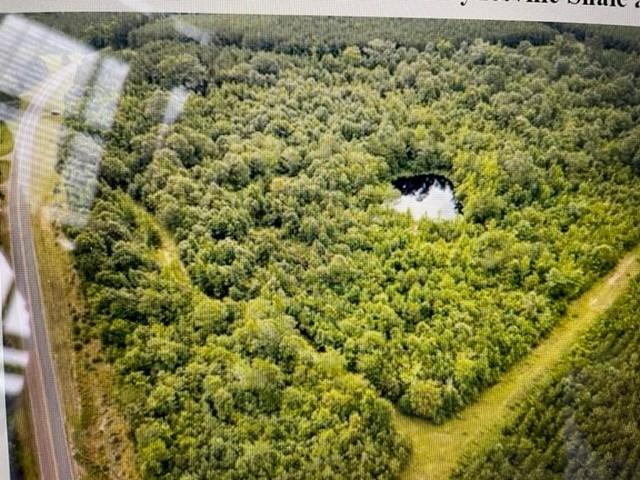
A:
395;247;640;480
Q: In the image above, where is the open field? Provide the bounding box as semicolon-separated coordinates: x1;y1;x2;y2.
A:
395;246;640;479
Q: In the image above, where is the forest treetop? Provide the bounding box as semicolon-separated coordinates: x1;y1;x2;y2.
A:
42;12;640;479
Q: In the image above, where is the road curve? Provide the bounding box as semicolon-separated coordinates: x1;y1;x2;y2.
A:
9;65;77;480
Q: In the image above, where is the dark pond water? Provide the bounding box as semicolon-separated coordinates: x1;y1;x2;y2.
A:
391;174;461;220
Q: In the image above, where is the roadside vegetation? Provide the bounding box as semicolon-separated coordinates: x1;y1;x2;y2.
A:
0;121;13;156
32;212;139;479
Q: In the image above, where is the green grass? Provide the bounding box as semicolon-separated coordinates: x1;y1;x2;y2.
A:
124;195;189;285
395;247;640;480
0;121;13;156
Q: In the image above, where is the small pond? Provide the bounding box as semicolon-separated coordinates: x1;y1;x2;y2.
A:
391;174;461;221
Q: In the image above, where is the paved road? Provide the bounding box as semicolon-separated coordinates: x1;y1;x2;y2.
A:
9;65;76;480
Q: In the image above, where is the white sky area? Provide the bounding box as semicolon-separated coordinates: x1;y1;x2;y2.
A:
391;185;458;221
2;0;638;27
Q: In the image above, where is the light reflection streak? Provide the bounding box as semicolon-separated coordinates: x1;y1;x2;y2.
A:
64;52;100;119
155;86;189;148
84;57;130;132
173;17;212;44
163;86;189;125
0;15;92;98
56;132;103;227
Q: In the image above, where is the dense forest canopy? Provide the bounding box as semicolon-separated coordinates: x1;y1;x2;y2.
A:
41;13;640;479
28;14;558;52
27;13;640;56
452;274;640;480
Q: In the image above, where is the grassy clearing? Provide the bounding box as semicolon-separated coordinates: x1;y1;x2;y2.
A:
125;196;189;285
28;103;65;210
395;246;640;480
